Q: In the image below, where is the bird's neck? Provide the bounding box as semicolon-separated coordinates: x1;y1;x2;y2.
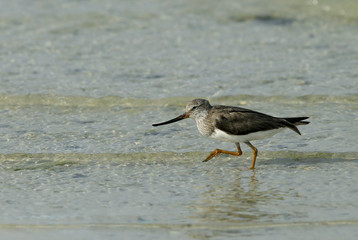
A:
193;111;213;137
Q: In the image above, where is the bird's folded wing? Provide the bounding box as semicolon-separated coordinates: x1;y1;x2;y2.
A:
212;107;289;136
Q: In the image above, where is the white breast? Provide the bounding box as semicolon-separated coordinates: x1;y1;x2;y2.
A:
210;128;283;143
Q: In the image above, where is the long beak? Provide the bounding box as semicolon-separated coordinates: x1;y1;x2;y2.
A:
152;113;189;127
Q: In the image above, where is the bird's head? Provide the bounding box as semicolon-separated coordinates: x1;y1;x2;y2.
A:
152;98;212;127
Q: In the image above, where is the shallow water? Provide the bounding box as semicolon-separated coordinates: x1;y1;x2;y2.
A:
1;0;358;239
0;152;357;239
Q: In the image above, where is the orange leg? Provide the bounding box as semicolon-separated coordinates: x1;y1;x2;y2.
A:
245;141;258;169
203;143;243;162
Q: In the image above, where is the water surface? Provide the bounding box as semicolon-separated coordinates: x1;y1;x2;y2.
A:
0;0;358;239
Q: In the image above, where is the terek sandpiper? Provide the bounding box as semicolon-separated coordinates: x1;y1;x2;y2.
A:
152;99;309;169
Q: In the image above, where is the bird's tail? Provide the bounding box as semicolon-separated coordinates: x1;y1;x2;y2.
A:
284;117;310;126
281;117;310;135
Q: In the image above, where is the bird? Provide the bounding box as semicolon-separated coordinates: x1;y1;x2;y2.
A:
152;99;309;169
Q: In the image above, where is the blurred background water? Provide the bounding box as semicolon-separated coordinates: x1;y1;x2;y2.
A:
0;0;357;239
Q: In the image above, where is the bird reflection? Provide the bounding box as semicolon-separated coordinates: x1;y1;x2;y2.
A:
190;169;283;223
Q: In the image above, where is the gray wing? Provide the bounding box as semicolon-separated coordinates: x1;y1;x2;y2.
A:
211;106;299;135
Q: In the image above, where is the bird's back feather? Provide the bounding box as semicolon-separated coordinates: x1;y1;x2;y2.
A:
210;105;308;136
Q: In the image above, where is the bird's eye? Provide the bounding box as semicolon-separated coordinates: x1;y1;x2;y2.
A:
191;106;198;111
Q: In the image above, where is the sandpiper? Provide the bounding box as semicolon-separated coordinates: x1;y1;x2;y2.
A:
152;99;309;169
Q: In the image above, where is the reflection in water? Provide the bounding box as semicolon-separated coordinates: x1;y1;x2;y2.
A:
190;169;284;224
